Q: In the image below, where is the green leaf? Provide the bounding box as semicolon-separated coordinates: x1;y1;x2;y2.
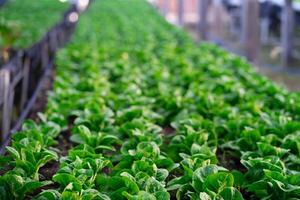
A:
81;189;111;200
145;177;165;193
120;172;140;194
154;190;170;200
231;170;245;188
192;165;219;193
176;184;195;200
132;160;155;176
6;146;20;159
37;150;58;168
167;176;190;191
203;172;234;194
1;174;24;198
156;169;169;182
70;134;85;144
136;142;160;158
199;192;212;200
219;187;244;200
95;145;116;152
257;142;289;157
0;185;10;200
15;159;36;177
25;180;52;192
123;191;156;200
100;135;120;145
33;190;61;200
53;173;81;191
78;125;92;140
246;180;270;198
61;191;81;200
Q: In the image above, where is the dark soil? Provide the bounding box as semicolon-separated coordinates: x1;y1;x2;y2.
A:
162;125;175;135
39;125;74;184
240;188;256;200
0;163;13;176
56;129;74;157
217;148;247;173
26;182;60;200
54;115;76;156
170;191;177;200
39;160;60;180
102;166;111;175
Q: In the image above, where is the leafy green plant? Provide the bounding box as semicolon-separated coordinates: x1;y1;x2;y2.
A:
2;0;300;199
0;173;52;200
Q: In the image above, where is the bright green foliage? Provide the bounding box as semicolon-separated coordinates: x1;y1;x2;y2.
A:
1;0;300;199
0;0;67;48
0;120;60;199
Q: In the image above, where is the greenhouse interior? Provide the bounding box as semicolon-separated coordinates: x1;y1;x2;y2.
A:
1;0;300;199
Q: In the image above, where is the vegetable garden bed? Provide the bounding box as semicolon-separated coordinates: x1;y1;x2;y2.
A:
1;0;300;199
0;0;68;48
0;0;68;65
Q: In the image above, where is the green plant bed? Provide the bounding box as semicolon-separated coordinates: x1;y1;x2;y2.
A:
0;0;68;49
1;0;300;200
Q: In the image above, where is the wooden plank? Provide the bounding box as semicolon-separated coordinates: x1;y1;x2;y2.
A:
20;58;30;110
1;61;53;153
58;28;65;47
198;0;209;40
241;0;260;63
1;69;11;142
177;0;184;26
0;70;4;106
6;88;14;138
11;70;23;88
260;18;270;44
281;0;294;67
9;51;24;79
42;43;49;69
49;29;58;53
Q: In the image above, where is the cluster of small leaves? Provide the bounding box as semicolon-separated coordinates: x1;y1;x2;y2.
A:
0;120;61;199
1;0;300;199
